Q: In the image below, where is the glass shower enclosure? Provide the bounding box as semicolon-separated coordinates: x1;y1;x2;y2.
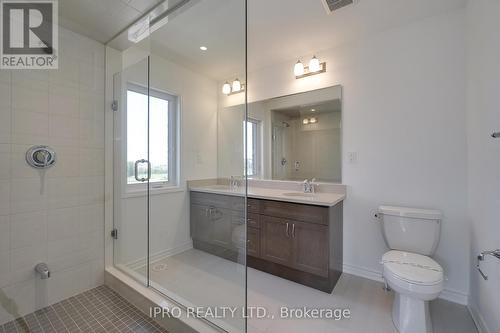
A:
106;0;247;332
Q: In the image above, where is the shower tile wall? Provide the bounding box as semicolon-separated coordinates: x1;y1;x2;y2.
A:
0;27;105;325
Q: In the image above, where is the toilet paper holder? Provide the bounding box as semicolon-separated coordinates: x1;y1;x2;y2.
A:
476;249;500;280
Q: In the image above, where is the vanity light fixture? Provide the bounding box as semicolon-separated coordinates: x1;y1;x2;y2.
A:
294;60;305;77
222;78;246;96
232;78;242;92
303;117;318;125
294;55;327;79
222;82;231;95
309;56;321;72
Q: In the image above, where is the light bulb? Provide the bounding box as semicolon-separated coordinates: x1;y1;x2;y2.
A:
200;46;208;51
309;117;317;124
232;79;241;92
222;82;231;95
303;118;309;125
294;60;305;77
309;56;321;73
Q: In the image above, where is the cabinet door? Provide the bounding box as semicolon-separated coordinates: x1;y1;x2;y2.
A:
191;204;212;242
291;220;329;277
260;216;293;266
211;207;232;248
247;227;260;257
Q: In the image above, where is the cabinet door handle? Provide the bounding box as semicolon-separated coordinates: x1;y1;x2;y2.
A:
285;222;290;238
291;223;295;238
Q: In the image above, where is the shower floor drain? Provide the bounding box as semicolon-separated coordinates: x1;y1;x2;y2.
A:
152;263;168;272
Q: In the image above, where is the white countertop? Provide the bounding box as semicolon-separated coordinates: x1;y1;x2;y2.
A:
188;184;345;207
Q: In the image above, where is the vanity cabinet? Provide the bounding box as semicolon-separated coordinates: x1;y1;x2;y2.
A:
259;216;329;276
190;191;343;293
252;199;341;292
190;192;245;262
291;220;329;277
260;216;293;266
246;227;260;257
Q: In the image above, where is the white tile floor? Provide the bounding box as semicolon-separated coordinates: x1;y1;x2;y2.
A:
136;249;478;333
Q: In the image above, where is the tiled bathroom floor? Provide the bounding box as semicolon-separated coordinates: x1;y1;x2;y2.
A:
0;286;168;333
138;249;478;333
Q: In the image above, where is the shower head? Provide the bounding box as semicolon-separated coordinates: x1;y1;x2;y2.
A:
282;121;290;128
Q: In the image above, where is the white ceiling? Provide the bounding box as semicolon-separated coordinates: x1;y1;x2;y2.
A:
59;0;467;80
273;99;342;119
59;0;163;43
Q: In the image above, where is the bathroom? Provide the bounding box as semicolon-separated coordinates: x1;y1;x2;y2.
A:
0;0;499;332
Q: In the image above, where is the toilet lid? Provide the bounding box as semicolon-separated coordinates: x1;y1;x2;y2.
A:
382;250;443;285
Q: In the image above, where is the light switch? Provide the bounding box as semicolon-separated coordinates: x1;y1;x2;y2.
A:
348;152;358;164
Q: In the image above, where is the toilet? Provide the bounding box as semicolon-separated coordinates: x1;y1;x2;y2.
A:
377;206;444;333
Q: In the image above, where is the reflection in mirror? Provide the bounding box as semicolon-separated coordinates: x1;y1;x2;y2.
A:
218;85;342;183
270;98;341;182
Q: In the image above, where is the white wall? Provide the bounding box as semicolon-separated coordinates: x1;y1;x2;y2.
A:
0;28;105;324
111;53;218;266
241;9;470;303
466;0;500;331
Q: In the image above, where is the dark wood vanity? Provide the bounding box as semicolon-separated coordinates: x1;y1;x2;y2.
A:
190;191;343;293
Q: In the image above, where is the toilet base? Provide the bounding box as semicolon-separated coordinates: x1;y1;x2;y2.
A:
392;293;432;333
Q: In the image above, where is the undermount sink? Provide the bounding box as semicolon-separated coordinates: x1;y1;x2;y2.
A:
282;192;316;198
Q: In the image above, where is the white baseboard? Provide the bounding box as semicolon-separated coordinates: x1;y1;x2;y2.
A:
343;263;468;305
439;288;468;306
467;300;490;333
127;241;193;270
343;263;385;282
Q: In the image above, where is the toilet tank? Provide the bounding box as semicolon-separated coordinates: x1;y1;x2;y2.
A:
378;206;442;256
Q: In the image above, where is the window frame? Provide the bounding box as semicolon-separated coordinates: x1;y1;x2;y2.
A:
245;117;262;178
123;82;179;194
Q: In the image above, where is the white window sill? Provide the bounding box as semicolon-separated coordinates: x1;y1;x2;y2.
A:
122;185;186;198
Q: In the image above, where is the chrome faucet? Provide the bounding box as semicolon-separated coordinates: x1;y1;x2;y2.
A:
303;178;316;193
35;263;50;279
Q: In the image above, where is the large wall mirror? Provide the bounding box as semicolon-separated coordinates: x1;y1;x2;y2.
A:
218;85;342;183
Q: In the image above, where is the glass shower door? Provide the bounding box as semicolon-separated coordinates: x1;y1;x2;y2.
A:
109;0;247;331
112;56;151;286
145;0;247;332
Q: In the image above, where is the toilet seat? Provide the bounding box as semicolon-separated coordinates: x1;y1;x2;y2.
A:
382;250;443;286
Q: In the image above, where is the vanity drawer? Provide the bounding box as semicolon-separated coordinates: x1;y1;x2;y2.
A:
260;200;328;225
191;192;231;209
247;213;260;229
247;198;260;213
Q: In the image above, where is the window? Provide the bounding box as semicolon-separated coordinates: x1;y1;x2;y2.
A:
126;84;178;190
244;118;261;177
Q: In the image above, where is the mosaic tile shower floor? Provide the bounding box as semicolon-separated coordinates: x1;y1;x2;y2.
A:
1;286;168;333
